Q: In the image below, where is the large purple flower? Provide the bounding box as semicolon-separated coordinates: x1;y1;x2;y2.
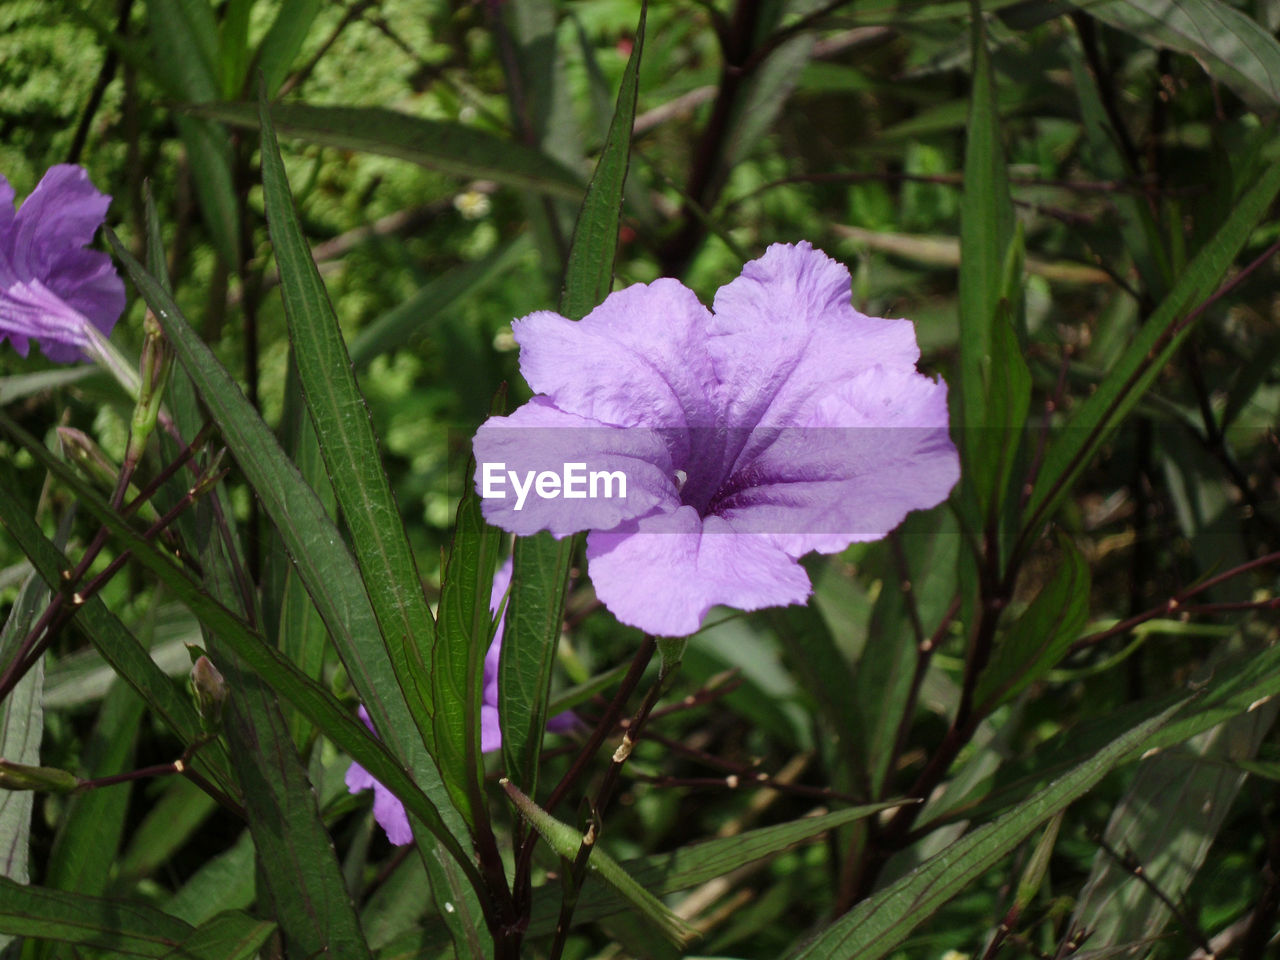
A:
0;165;125;363
346;559;576;844
473;242;959;637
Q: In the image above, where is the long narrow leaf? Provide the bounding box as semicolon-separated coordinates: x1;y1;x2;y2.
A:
790;699;1184;959
1023;161;1280;533
191;102;585;200
0;409;479;891
258;90;441;775
101;231;472;848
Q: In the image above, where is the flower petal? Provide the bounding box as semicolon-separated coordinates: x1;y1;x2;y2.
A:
480;704;502;753
0;166;123;362
708;242;921;436
716;366;960;556
10;165;113;269
585;507;812;636
513;278;719;435
344;759;376;793
43;247;126;335
371;782;413;845
474;398;678;537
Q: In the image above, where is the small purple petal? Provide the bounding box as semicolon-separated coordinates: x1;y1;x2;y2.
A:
347;559;578;844
480;704;503;754
371;782;413;846
344;760;376;794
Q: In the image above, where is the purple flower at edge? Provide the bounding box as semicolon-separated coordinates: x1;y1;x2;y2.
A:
346;559;576;845
0;165;125;363
473;242;960;637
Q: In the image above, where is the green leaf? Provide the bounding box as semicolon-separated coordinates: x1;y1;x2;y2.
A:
764;603;861;779
724;32;814;171
348;234;533;368
0;410;478;894
0;876;193;957
845;0;1033;23
190;102;585;200
119;778;218;881
957;0;1017;500
162;911;276;960
258;90;441;773
0;472;234;792
148;0;219;102
255;0;321;94
43;680;144;907
526;801;911;935
0;368;96;405
1078;0;1280;110
165;831;256;926
499;532;575;795
559;1;644;321
217;0;253;98
937;637;1280;832
0;563;48;954
431;469;502;831
1022;159;1280;535
1065;42;1170;296
147;0;241;267
504;779;699;949
974;534;1090;712
1070;691;1277;948
790;699;1184;960
100;232;474;860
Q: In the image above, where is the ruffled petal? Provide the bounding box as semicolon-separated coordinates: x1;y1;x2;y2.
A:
10;166;112;272
716;366;960;556
0;166;122;362
474;398;678;537
513;278;719;435
708;242;921;438
585;507;812;636
43;247;126;335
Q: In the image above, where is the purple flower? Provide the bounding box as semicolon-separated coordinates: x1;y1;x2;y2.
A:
346;559;576;844
473;242;960;637
0;165;125;363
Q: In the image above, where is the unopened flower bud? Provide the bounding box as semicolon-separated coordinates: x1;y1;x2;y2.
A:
126;311;172;467
57;427;118;491
0;758;81;793
190;655;227;727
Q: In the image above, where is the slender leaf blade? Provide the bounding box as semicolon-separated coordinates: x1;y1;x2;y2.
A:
0;877;193;957
1023;160;1280;531
1078;0;1280;109
559;1;644;322
191;102;585;200
100;231;473;856
258;91;440;766
432;471;501;830
790;700;1184;959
